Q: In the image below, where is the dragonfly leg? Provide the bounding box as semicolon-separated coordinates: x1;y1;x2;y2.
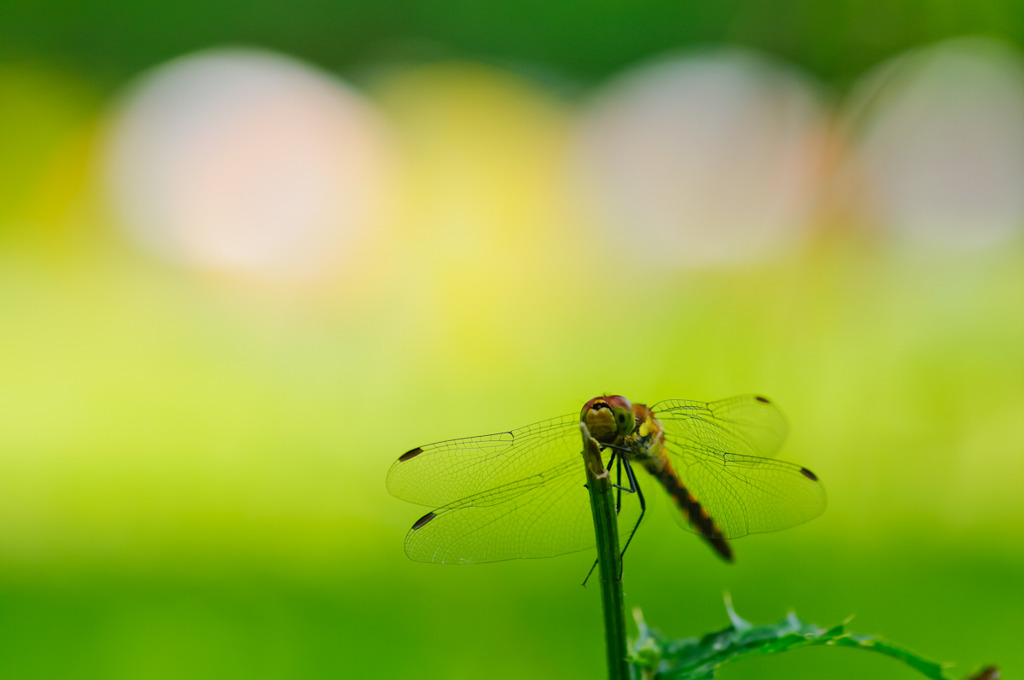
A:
584;449;624;493
583;451;643;586
616;458;646;580
602;449;635;496
614;451;623;513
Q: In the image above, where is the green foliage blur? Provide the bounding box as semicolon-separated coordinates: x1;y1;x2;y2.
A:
1;2;1022;679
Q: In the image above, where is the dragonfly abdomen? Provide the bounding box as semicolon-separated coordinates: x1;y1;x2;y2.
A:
650;461;734;562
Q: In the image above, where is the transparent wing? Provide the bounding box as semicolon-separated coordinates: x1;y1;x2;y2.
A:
387;414;580;508
655;396;825;539
404;455;644;564
651;395;788;459
403;458;595;563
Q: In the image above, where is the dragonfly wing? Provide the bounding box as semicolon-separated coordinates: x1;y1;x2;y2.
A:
403;458;596;563
651;395;788;459
660;438;826;539
387;414;580;507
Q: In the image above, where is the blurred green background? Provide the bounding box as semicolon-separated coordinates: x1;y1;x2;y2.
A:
1;2;1022;678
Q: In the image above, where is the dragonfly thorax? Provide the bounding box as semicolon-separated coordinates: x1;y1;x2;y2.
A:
624;404;666;465
581;395;635;444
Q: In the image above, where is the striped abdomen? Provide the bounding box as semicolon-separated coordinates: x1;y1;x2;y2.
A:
650;461;733;562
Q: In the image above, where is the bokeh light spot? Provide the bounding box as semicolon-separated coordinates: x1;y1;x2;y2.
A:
573;50;827;269
846;37;1024;249
101;49;394;282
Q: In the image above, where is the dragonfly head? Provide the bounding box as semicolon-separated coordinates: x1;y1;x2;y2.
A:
581;395;635;444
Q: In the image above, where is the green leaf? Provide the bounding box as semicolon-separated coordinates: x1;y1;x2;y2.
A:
629;598;955;680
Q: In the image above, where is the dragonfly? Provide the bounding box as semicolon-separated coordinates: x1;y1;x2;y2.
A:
387;394;825;565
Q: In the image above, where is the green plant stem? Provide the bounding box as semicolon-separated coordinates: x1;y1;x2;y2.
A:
580;422;629;680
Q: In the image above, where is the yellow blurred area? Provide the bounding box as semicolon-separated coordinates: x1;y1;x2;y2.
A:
368;62;591;375
1;48;1023;565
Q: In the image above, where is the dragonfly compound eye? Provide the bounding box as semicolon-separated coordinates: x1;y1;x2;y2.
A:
580;395;635;442
582;397;625;443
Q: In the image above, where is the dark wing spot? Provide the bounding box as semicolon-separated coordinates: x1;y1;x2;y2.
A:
398;447;424;462
412;512;437;530
754;395;770;403
800;467;819;481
